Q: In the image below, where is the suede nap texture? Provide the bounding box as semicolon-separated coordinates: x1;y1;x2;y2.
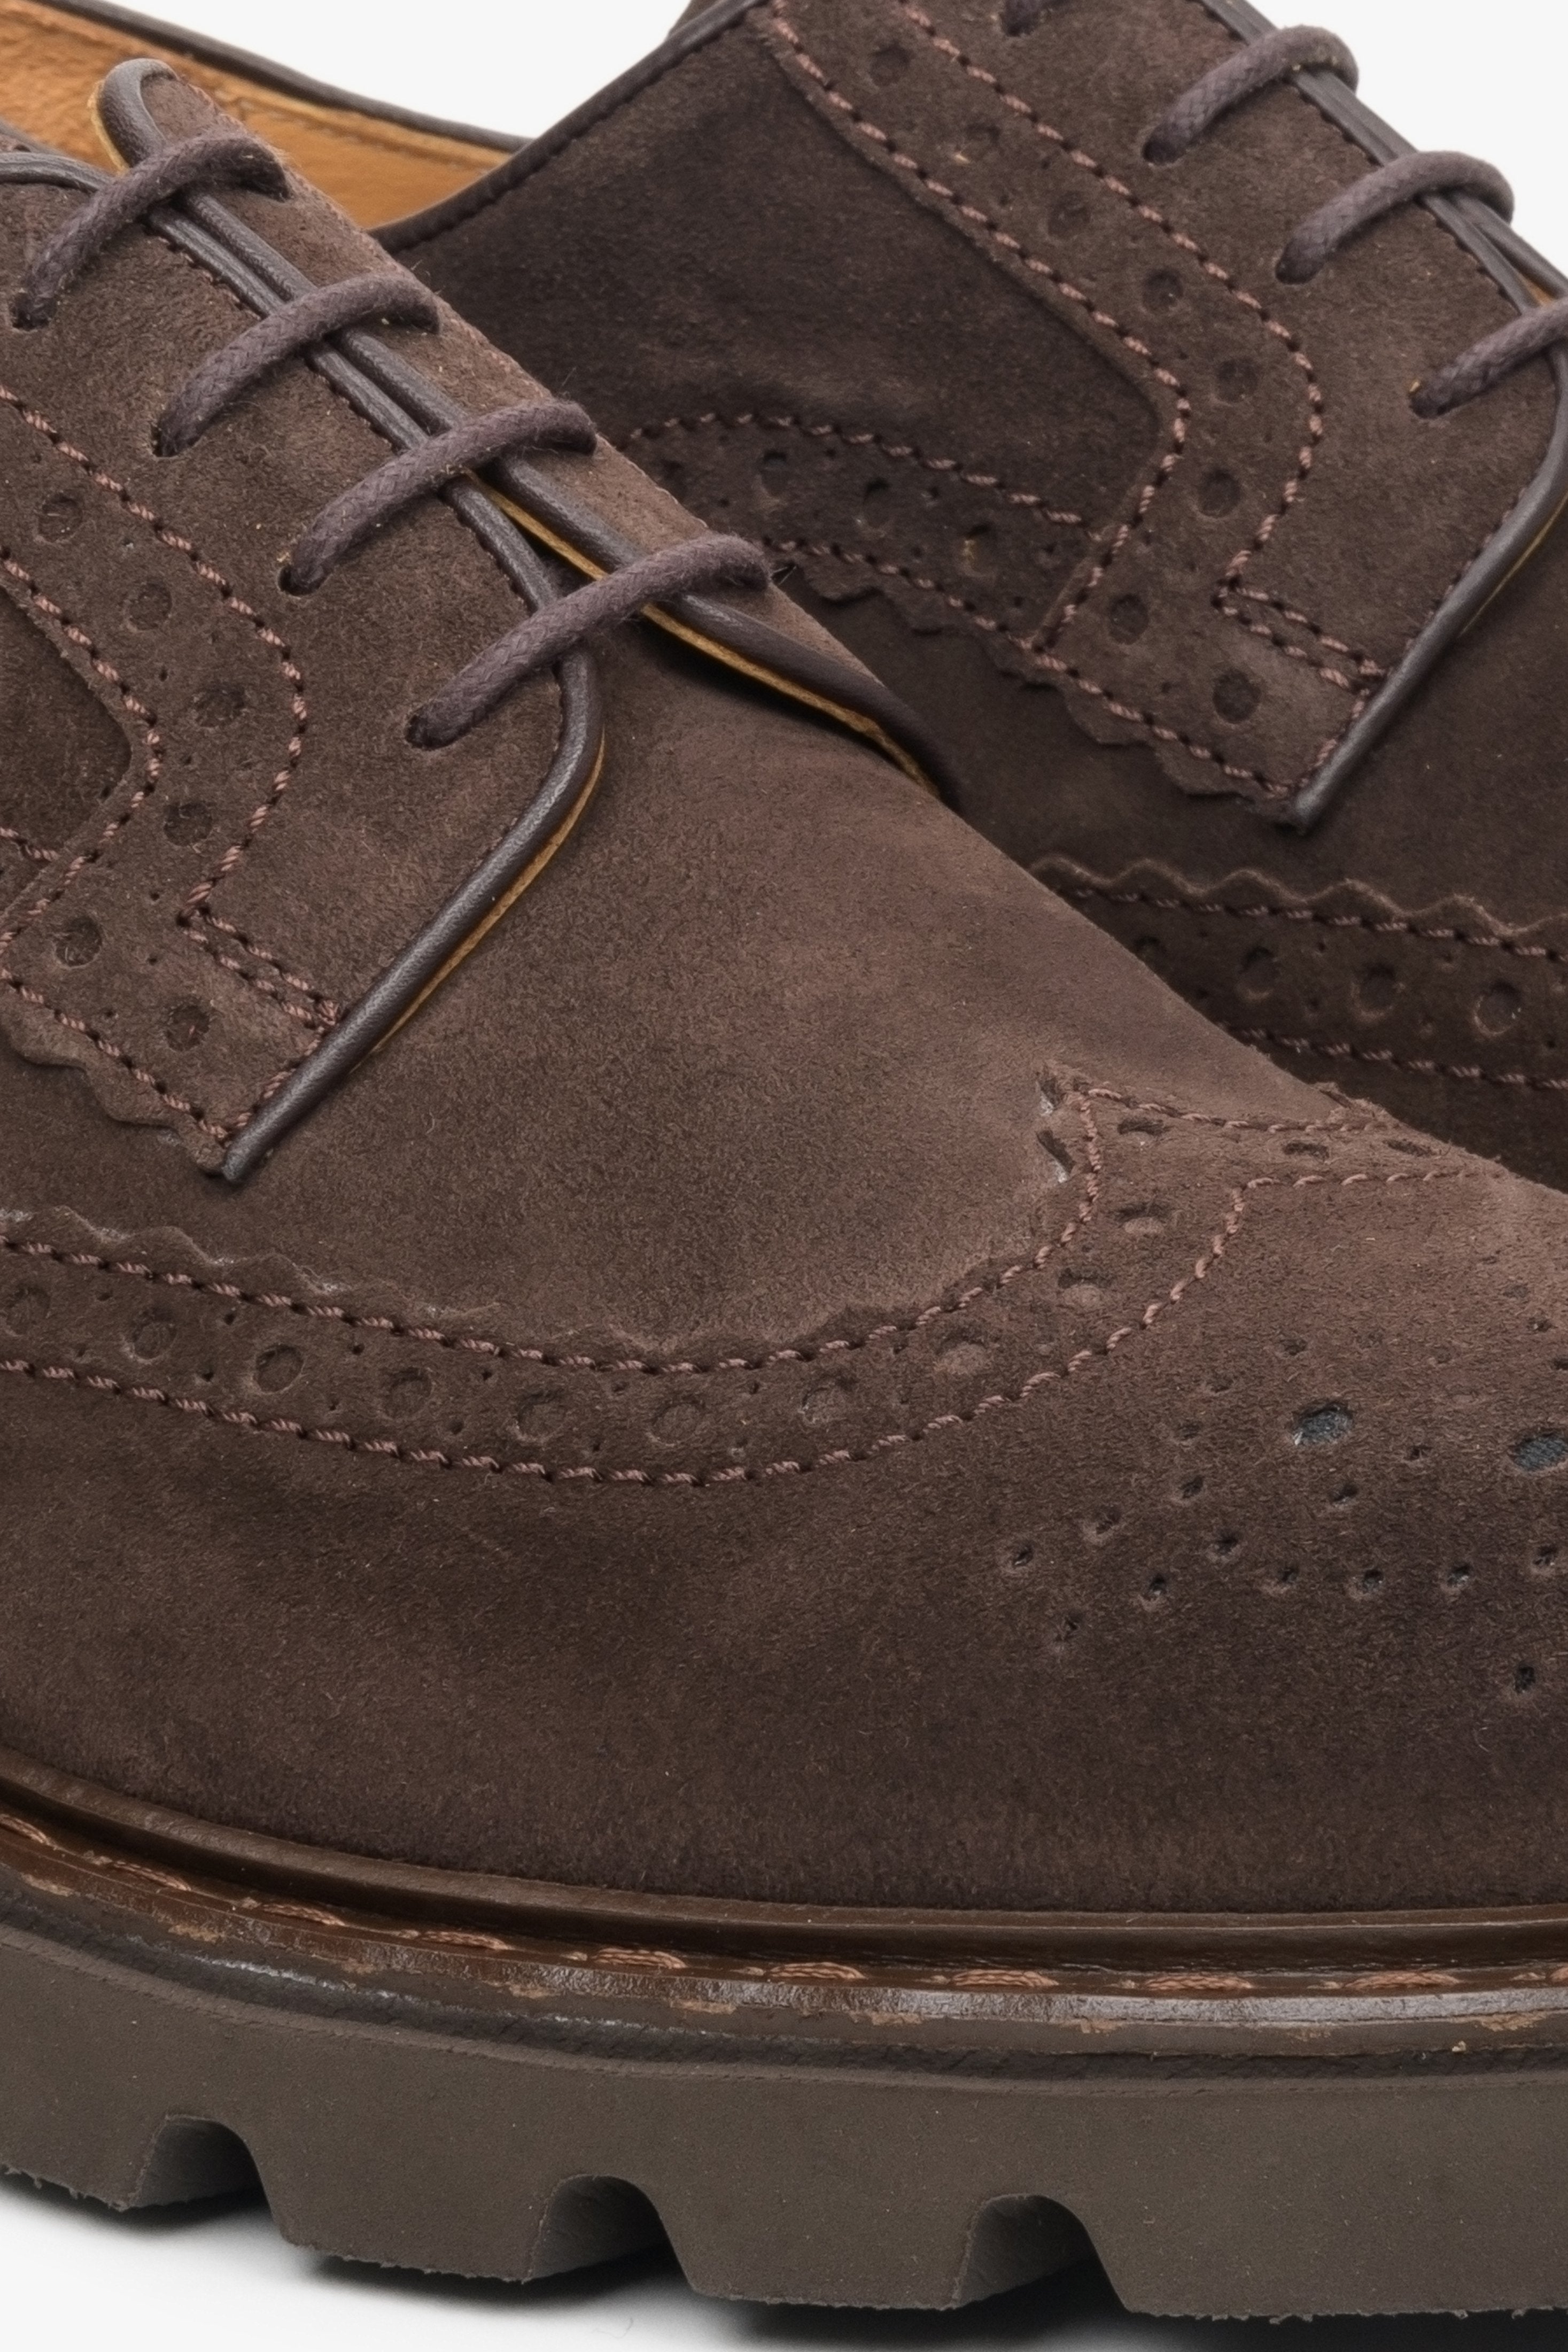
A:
6;71;1568;1918
387;0;1568;1191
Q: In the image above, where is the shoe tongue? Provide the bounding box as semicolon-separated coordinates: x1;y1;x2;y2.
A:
91;57;571;430
96;58;423;296
96;55;226;157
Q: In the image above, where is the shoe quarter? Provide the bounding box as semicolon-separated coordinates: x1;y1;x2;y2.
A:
756;0;1557;810
0;176;564;1168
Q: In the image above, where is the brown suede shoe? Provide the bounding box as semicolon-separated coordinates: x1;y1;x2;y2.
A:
24;8;1568;1194
390;0;1568;1197
11;44;1568;2329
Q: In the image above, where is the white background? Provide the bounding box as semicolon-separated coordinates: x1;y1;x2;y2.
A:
4;3;1567;2347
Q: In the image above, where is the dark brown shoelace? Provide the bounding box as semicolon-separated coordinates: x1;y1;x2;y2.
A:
1144;23;1568;419
6;128;770;746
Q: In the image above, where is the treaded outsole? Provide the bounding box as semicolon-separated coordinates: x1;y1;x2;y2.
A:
7;1787;1568;2315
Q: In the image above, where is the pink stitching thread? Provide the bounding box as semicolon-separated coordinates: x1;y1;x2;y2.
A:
0;555;237;1141
623;408;1089;528
1059;877;1568;969
882;7;1361;687
0;386;321;1033
763;2;1359;794
0;1096;1107;1377
1233;1027;1568;1094
0;1163;1466;1487
792;2;1543;795
0;824;55;867
1083;1088;1374;1139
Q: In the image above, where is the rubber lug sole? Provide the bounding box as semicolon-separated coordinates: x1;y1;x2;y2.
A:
7;1788;1568;2314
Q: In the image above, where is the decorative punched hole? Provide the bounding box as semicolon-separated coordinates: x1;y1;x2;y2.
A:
1446;1563;1474;1591
1119;1204;1167;1236
125;579;173;631
164;801;214;846
1216;357;1260;403
801;1378;854;1426
1213;670;1261;724
1238;946;1279;1002
128;1315;174;1362
1532;1545;1559;1577
1514;1663;1539;1699
1142;1574;1170;1609
53;917;102;968
999;1539;1036;1580
163;1002;209;1053
1475;982;1523;1038
1354;1568;1384;1599
384;1367;434;1419
1294;1403;1353;1448
192;682;246;730
870;41;910;82
1003;0;1059;29
1356;966;1401;1018
36;493;81;540
2;1285;49;1334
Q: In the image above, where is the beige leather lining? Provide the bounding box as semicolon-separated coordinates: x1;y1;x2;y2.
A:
0;0;508;220
487;486;943;798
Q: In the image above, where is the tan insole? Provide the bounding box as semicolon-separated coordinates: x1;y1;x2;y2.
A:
0;0;508;221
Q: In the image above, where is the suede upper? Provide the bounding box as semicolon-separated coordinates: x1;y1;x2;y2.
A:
5;63;1568;1921
389;0;1568;1192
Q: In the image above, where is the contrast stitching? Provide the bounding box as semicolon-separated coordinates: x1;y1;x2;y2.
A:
884;7;1357;679
1228;585;1385;679
1059;877;1568;968
180;910;339;1026
765;6;1306;793
0;1164;1463;1486
893;1;1546;796
0;387;313;972
886;4;1444;742
1084;1087;1374;1139
622;408;1089;528
1235;1027;1568;1094
0;824;55;867
1225;587;1385;684
0;554;230;1142
765;4;1359;795
0;384;321;1122
0;1095;1105;1378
